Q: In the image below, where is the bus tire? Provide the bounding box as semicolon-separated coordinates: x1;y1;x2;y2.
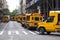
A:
39;28;45;35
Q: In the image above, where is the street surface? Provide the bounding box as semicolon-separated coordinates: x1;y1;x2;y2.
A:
0;21;60;40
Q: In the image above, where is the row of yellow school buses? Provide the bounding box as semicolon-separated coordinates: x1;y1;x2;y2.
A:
2;15;18;22
17;11;60;34
16;11;60;35
3;11;60;35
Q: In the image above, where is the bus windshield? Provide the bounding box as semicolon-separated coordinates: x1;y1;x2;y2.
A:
47;16;54;22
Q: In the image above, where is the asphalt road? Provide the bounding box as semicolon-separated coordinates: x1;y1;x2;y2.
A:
0;21;60;40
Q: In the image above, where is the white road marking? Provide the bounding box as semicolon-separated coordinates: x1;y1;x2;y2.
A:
2;23;8;31
35;31;39;33
0;23;8;35
0;31;4;35
29;31;36;35
8;31;11;35
22;31;28;35
15;31;19;35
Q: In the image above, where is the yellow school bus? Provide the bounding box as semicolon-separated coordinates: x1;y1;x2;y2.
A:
25;13;42;29
21;14;26;27
12;16;17;21
2;15;10;22
16;15;21;22
10;16;17;21
10;17;14;21
37;11;60;35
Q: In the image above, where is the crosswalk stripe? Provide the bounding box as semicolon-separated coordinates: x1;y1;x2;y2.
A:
0;31;4;35
29;31;36;35
0;30;37;35
22;31;28;35
8;31;11;35
15;31;19;35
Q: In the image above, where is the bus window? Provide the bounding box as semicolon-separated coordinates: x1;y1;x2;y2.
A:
23;17;25;20
26;16;30;21
47;16;54;22
32;17;34;20
57;14;60;25
35;17;39;21
20;18;22;21
40;18;42;20
58;14;60;22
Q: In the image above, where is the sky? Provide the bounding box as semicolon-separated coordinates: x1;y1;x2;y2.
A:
6;0;20;12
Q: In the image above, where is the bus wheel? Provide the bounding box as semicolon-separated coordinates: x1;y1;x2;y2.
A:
39;28;45;35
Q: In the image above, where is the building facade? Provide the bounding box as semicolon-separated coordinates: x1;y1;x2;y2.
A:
2;0;8;9
26;0;60;16
0;0;3;9
0;0;8;21
0;0;4;21
20;0;26;14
